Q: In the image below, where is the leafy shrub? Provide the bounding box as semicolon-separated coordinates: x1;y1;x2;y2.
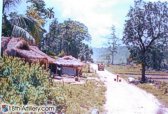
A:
0;56;51;105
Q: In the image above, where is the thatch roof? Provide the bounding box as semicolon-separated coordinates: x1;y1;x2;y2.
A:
30;46;55;63
6;38;29;51
3;37;55;63
55;56;84;67
1;37;10;50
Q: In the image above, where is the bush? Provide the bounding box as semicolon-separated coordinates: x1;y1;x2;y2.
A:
0;56;51;105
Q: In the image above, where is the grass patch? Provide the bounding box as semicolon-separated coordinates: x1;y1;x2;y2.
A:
82;63;90;73
106;65;168;81
106;65;168;75
106;65;141;80
82;63;97;78
106;65;141;75
51;80;106;114
82;72;97;78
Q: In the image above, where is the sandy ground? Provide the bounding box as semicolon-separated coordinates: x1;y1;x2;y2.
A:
90;64;168;114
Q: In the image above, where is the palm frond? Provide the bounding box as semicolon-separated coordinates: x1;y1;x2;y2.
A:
10;15;43;44
11;25;35;43
10;15;28;28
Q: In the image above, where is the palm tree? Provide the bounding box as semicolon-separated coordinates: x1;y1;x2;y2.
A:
2;0;43;44
26;7;45;26
46;8;54;19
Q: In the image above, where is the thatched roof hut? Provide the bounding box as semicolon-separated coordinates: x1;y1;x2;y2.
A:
2;37;55;65
55;56;84;76
1;37;10;50
30;46;55;63
55;56;84;67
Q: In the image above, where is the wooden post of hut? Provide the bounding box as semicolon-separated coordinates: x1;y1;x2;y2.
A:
75;67;79;81
75;67;81;81
79;67;82;77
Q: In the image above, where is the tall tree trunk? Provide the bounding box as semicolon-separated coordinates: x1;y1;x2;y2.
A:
141;62;146;83
141;49;147;83
111;52;114;65
112;54;114;64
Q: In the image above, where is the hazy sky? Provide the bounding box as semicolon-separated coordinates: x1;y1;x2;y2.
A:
0;0;167;47
46;0;135;47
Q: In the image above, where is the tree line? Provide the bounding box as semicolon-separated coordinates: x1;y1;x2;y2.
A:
42;19;93;61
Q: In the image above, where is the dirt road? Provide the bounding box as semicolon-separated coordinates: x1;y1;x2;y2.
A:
91;64;168;114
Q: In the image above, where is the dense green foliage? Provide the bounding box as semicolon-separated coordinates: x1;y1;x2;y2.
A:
123;0;168;82
0;57;51;105
26;0;55;44
42;19;93;61
2;0;54;44
130;45;165;70
26;0;54;22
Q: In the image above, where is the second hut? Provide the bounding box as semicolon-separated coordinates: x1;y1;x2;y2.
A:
55;56;84;76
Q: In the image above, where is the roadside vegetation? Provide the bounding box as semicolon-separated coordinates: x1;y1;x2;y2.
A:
82;64;97;77
0;57;105;113
51;80;106;114
0;57;50;105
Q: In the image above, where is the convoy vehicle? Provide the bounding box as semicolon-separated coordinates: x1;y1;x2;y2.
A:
98;63;105;71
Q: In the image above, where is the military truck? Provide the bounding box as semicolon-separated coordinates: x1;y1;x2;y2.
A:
98;63;105;71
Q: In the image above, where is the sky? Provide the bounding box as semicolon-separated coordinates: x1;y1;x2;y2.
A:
46;0;135;47
0;0;167;48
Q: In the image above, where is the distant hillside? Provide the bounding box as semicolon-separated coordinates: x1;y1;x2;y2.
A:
92;46;130;64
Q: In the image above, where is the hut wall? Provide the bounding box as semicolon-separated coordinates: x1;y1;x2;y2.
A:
62;66;76;76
